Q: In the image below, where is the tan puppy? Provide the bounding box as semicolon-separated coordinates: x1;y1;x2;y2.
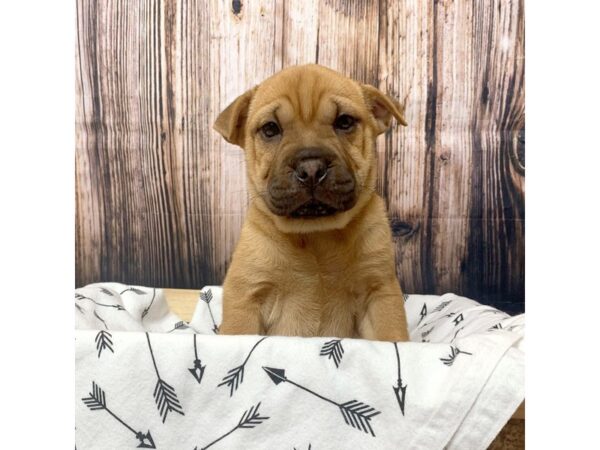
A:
214;64;409;341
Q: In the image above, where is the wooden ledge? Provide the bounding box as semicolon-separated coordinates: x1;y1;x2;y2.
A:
164;288;200;321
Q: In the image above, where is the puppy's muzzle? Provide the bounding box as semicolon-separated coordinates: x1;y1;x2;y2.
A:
293;148;330;187
266;147;358;218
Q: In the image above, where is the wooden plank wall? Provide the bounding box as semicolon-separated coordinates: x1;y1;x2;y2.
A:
76;0;525;313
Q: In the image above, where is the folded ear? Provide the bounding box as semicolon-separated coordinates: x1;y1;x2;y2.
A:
361;84;407;134
213;87;257;147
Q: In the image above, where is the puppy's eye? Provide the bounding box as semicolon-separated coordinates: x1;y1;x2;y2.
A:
333;114;356;131
260;121;281;138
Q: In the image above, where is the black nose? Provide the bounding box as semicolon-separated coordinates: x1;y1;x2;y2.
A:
295;158;328;185
293;148;330;187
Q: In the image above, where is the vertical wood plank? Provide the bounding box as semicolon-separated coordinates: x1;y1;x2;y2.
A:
76;0;102;286
377;0;432;296
315;0;380;85
275;0;319;67
429;0;478;294
177;0;217;284
465;0;525;309
205;0;280;277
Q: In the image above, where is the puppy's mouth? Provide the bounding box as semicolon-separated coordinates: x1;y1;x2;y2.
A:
267;190;357;220
289;200;339;218
265;149;358;219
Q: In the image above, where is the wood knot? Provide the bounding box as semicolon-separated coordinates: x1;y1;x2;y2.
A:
390;218;419;238
510;129;525;175
439;151;451;163
232;0;242;16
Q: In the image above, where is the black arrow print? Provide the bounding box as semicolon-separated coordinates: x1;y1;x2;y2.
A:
82;382;156;448
420;327;434;341
189;334;206;384
95;331;114;358
451;326;465;342
263;366;381;436
392;343;407;416
76;293;126;311
93;310;109;330
417;303;427;326
218;337;267;396
146;332;184;422
432;300;452;313
167;321;190;333
120;287;147;295
418;319;434;329
452;313;464;326
419;315;443;329
200;290;219;334
99;287;115;296
196;402;269;450
293;445;312;450
488;323;503;331
320;339;344;368
142;288;157;319
419;300;456;328
440;346;473;366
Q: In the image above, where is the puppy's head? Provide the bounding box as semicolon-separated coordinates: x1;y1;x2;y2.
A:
214;64;406;233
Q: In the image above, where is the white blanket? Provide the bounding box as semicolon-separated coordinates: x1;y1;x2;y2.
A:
75;283;524;450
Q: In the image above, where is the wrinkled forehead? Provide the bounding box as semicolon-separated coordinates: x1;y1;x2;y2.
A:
248;68;366;127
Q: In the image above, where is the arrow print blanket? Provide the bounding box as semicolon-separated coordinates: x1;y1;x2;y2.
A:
75;283;524;450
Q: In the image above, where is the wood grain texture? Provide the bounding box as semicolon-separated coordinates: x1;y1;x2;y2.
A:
489;418;525;449
163;287;200;320
76;0;525;314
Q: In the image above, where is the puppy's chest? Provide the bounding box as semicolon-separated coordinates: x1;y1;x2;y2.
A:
260;244;366;337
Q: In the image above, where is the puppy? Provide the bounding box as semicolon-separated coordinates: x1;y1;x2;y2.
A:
214;64;409;341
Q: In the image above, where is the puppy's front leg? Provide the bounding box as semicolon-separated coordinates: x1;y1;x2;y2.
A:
358;281;409;342
219;281;264;335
